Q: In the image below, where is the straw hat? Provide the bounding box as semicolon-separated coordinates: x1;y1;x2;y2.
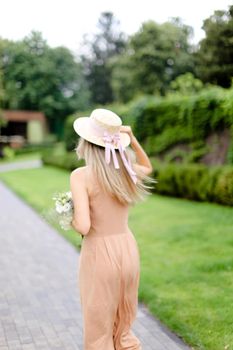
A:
73;108;130;149
73;108;137;184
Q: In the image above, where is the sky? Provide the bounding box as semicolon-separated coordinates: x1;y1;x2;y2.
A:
0;0;232;54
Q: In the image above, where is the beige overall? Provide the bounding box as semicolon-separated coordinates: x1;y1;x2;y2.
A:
78;172;142;350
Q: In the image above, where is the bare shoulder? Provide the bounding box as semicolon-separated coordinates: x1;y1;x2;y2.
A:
70;166;94;196
70;166;88;182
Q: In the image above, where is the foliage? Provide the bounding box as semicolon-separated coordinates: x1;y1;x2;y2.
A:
80;12;127;104
168;72;204;95
63;109;93;151
14;142;55;155
64;84;233;165
226;125;233;164
195;5;233;88
1;5;232;123
0;69;4;109
2;146;15;160
110;18;195;101
42;148;84;171
151;160;233;206
0;31;90;137
132;86;233;161
64;113;79;152
42;145;233;207
0;66;5;122
214;165;233;205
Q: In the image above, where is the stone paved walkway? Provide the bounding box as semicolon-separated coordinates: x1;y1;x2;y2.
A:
0;159;42;173
0;181;191;350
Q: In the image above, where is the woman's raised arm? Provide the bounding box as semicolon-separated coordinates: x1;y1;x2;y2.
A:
120;125;153;175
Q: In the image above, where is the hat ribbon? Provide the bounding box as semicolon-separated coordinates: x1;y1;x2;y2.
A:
102;131;137;184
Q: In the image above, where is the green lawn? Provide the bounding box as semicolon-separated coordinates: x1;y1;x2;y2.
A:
1;166;233;350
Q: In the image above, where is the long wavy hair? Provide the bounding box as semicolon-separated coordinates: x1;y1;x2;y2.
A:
75;137;157;206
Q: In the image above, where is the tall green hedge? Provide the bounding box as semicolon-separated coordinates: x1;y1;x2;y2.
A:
134;87;233;159
151;160;233;206
64;87;233;163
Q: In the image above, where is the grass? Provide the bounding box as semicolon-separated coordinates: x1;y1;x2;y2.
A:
132;195;233;350
1;166;233;350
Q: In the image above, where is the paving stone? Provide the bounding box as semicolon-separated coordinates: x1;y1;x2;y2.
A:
7;340;22;350
0;181;192;350
0;340;7;347
21;345;36;350
0;160;42;173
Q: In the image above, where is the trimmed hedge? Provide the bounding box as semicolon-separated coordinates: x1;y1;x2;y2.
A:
14;142;56;155
134;87;233;158
42;150;233;206
151;160;233;206
63;87;233;164
42;150;85;171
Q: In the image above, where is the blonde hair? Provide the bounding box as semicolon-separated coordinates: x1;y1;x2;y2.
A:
75;137;156;206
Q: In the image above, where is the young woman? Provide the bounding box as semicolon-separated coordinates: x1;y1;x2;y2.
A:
70;108;156;350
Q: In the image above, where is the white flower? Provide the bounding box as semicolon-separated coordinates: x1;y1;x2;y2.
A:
66;191;72;199
56;203;64;214
51;190;74;231
63;203;71;213
59;217;72;230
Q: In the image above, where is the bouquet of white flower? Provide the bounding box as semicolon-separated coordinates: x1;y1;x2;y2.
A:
52;191;74;230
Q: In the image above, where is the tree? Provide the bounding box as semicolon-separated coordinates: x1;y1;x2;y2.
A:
196;5;233;87
0;40;5;122
0;70;4;126
80;12;127;104
0;32;90;137
168;72;204;95
110;18;195;101
0;69;4;113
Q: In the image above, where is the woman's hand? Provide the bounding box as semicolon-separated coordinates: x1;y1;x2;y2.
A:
120;125;153;175
120;125;134;142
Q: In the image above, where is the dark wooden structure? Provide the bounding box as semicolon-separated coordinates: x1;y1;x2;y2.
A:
0;110;48;148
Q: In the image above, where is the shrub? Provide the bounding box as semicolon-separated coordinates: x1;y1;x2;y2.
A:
2;146;15;160
214;166;233;205
63;86;233;164
42;150;233;207
64;113;81;152
14;142;55;155
152;161;233;206
133;86;233;160
42;149;84;171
